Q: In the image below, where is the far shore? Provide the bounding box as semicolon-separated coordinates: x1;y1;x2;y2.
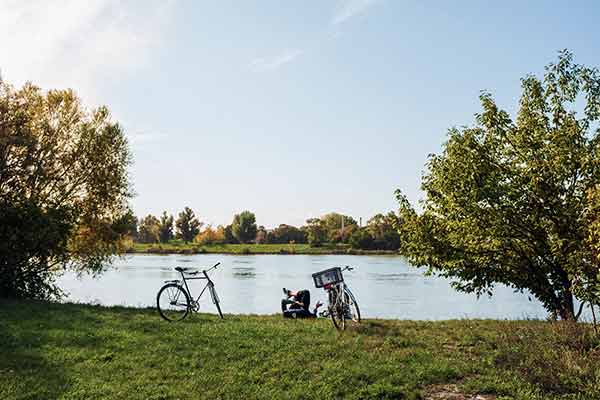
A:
127;242;400;256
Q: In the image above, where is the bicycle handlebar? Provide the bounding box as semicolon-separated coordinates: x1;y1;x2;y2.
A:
342;265;354;272
206;262;220;272
203;262;221;275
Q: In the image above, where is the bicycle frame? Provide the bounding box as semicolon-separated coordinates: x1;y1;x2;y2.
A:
165;264;219;306
326;282;347;309
318;266;360;327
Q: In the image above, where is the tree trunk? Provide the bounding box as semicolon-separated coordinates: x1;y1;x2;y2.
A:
558;280;576;320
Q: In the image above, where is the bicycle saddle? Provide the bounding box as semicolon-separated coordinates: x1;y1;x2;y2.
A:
175;267;187;272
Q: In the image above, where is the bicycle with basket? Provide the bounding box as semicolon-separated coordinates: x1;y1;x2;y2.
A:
312;265;361;330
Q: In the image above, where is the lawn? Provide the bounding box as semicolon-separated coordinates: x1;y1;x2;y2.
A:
1;300;599;399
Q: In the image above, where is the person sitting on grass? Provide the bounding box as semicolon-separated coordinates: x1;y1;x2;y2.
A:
281;288;323;318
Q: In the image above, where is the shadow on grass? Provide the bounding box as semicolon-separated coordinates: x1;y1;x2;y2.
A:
0;299;114;399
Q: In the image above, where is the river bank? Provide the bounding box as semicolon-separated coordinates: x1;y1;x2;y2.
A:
128;242;398;255
1;299;598;399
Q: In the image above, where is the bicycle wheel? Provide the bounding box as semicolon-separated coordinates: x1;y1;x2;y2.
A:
344;287;361;324
329;288;346;330
157;283;190;322
209;283;224;319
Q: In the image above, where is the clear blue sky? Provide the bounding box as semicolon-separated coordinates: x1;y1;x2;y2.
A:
2;1;600;227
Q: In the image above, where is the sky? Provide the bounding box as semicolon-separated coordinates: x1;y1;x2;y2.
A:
2;0;600;228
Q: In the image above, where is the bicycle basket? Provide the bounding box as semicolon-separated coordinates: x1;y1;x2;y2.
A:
312;267;343;288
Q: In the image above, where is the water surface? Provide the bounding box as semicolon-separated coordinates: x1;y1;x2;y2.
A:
57;254;558;320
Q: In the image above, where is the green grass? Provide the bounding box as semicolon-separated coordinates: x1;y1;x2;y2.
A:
129;242;396;255
1;300;599;399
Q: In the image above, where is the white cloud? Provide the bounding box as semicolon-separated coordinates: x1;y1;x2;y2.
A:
0;0;174;103
331;0;379;25
249;49;304;71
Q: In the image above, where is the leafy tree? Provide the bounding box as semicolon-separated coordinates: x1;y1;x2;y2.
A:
223;224;238;244
0;81;132;299
194;225;225;245
588;187;600;265
267;224;307;244
138;215;160;244
304;218;327;247
158;211;174;243
255;225;268;244
115;209;138;241
350;228;374;250
396;51;600;320
231;211;257;244
366;212;401;250
330;225;358;243
175;207;202;243
578;186;600;313
321;212;358;243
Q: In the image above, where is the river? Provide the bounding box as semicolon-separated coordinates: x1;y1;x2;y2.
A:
54;253;565;320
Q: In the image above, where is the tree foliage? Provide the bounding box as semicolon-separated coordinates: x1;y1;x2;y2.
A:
231;211;257;244
158;211;174;243
194;225;225;245
0;82;132;298
321;212;357;243
223;224;238;244
367;212;401;250
304;218;327;247
396;51;600;320
175;207;202;243
138;215;160;244
267;224;307;244
349;228;374;250
350;212;401;250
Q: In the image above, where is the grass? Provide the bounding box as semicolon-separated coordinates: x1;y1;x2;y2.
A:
129;242;397;255
1;300;599;400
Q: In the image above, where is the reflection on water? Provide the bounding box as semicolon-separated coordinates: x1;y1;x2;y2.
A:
57;254;560;320
232;267;257;279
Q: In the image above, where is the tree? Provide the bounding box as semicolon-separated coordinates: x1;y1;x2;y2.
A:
366;212;401;250
321;212;358;243
396;51;600;320
350;228;374;250
0;81;132;299
304;218;327;247
158;211;174;243
579;186;600;315
223;224;238;244
255;225;268;244
138;215;160;244
231;211;257;244
267;224;307;244
175;207;202;243
194;225;225;245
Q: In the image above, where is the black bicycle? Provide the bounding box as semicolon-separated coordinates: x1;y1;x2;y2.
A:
156;262;223;322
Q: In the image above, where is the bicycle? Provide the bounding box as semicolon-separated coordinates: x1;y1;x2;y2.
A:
312;265;361;330
156;262;223;322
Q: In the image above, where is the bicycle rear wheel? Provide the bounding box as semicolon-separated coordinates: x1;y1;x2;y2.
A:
209;283;224;319
344;287;361;324
157;283;190;322
329;288;346;330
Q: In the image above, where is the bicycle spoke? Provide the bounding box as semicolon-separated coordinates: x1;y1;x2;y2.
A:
157;284;189;322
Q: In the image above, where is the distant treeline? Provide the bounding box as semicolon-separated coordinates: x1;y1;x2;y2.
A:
128;209;402;251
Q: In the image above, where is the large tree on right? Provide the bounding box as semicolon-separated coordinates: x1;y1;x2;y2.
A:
396;51;600;320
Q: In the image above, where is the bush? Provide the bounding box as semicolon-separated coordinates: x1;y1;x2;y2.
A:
350;229;374;250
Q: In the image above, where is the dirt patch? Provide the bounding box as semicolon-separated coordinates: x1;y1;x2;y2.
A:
424;384;496;400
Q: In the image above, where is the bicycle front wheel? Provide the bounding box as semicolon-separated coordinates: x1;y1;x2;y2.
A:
329;288;345;330
157;283;190;322
209;284;224;319
344;287;361;324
